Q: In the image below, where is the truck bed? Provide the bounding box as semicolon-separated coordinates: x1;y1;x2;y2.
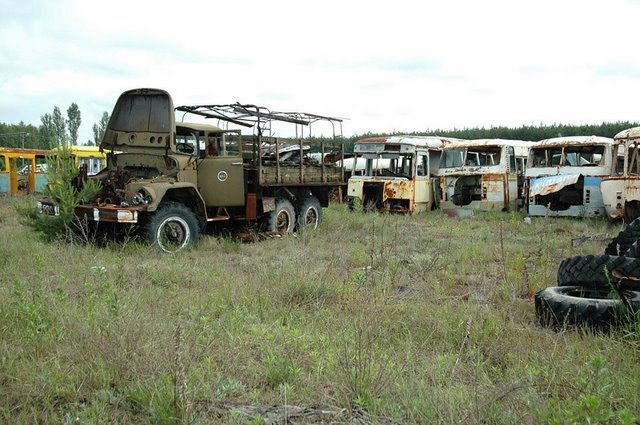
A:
243;136;345;186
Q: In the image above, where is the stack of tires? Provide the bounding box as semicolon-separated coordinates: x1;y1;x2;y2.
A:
535;219;640;330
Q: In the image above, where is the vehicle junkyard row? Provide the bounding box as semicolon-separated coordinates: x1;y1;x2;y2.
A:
15;87;640;255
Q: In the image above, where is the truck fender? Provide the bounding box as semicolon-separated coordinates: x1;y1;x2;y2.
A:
262;196;276;213
147;183;207;220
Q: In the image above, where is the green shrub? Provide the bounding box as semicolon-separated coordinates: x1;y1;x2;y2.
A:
20;145;101;242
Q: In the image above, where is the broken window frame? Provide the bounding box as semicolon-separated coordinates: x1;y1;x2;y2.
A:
530;145;606;168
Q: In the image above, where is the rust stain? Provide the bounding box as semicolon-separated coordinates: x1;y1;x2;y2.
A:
356;137;389;144
384;185;395;199
483;173;503;182
536;183;560;196
0;148;48;155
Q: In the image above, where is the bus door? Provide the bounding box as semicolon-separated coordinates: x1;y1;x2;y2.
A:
413;152;432;211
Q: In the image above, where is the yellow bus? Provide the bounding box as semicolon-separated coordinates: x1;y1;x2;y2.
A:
0;147;49;195
0;145;108;195
49;145;108;176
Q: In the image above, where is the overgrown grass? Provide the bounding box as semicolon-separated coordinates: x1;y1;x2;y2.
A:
1;197;638;424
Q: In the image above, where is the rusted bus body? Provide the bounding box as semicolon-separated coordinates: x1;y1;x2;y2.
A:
49;145;108;176
601;127;640;221
438;139;533;214
346;135;456;213
526;136;615;218
0;147;48;195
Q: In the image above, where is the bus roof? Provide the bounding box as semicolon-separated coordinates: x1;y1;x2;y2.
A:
49;145;103;152
356;135;462;150
442;139;535;149
614;127;640;140
0;147;48;155
533;135;614;147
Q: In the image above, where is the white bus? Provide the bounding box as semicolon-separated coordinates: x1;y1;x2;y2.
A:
526;136;615;218
438;139;534;214
601;127;640;221
346;135;459;213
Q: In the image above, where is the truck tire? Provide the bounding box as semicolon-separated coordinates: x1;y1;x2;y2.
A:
297;196;322;230
623;240;640;258
146;202;200;253
624;200;640;224
265;198;295;234
604;218;640;255
535;286;640;330
557;254;640;290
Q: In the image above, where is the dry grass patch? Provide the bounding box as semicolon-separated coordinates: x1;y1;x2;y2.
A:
1;197;638;423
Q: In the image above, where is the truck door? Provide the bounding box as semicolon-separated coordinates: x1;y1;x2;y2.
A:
198;130;245;207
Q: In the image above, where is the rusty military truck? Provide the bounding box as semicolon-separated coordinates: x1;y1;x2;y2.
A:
38;88;346;252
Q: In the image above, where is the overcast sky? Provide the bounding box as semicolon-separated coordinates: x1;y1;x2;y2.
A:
2;0;640;143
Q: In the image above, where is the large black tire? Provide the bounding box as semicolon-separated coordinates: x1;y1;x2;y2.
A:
146;202;200;253
623;240;640;258
557;254;640;290
264;198;295;234
535;286;640;330
297;196;322;230
604;217;640;255
624;200;640;224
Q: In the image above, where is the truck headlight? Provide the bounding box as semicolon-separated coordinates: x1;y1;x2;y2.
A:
131;189;152;205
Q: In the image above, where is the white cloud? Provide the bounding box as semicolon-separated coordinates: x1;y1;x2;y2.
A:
1;0;640;143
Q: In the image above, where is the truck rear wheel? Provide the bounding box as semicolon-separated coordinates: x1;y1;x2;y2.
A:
265;198;295;234
146;202;200;253
297;196;322;230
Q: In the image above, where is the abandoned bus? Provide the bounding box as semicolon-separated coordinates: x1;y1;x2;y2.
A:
601;127;640;221
0;147;48;195
49;145;107;176
526;136;615;218
438;139;533;214
346;135;458;213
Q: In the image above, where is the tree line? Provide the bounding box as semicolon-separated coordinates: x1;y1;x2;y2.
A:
338;121;640;152
0;104;109;150
1;103;638;153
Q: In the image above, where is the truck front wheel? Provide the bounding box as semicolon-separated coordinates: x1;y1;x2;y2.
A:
265;198;295;234
146;202;200;253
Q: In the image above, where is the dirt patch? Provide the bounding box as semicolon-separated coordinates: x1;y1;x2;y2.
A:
197;403;396;424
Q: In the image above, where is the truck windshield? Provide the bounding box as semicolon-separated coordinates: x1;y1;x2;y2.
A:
174;133;198;156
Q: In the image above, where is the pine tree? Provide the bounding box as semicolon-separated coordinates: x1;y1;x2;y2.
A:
66;103;81;145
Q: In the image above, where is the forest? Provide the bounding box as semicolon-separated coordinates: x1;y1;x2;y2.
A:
1;102;638;152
